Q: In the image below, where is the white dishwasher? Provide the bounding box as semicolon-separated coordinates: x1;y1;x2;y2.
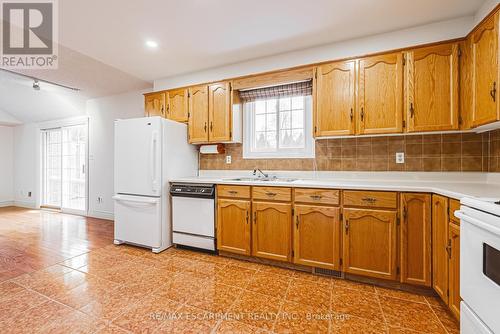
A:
170;183;215;251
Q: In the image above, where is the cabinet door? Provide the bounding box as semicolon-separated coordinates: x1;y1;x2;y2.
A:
293;205;341;270
315;61;356;136
209;82;232;142
405;43;459;132
472;12;499;126
432;194;449;304
167;88;189;122
217;199;251;255
144;92;166;117
401;193;432;286
252;202;292;262
448;222;461;320
343;208;397;280
188;85;209;143
358;52;403;134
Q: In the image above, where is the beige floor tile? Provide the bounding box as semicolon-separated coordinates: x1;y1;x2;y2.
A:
0;281;25;301
39;309;106;334
375;286;427;303
215;319;271;333
431;305;460;334
0;289;49;325
330;313;387;334
230;290;282;330
285;279;331;310
379;296;446;333
331;287;383;322
95;324;131;334
331;278;376;293
155;305;219;333
212;265;258;287
187;282;242;314
246;271;292;299
387;326;428;333
153;273;208;304
274;300;329;334
292;270;334;287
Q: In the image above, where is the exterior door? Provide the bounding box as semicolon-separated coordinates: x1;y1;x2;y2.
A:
401;193;432;286
358;52;403;134
252;202;292;262
209;82;231;142
449;222;461;320
216;199;251;255
405;43;459;132
343;208;397;280
188;85;209;143
167;89;189;122
293;205;341;270
472;12;499;126
315;60;356;136
144;92;166;117
432;194;449;304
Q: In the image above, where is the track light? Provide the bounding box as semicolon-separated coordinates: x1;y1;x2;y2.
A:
33;80;40;91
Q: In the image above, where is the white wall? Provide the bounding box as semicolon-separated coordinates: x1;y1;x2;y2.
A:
13;123;39;208
0;126;14;206
86;90;144;219
154;16;474;90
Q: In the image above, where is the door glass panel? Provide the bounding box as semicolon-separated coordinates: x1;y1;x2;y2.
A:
43;129;62;207
62;125;87;211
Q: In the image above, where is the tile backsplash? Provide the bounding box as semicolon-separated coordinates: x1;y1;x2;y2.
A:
200;130;500;172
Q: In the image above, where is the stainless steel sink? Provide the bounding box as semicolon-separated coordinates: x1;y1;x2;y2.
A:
225;176;298;182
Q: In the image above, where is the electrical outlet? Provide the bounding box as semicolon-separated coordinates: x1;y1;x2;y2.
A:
97;197;103;203
225;155;232;164
28;192;32;197
396;152;405;164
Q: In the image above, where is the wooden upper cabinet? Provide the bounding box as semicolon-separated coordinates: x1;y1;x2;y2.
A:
315;61;356;136
472;12;500;126
252;202;292;262
216;199;251;255
400;193;432;287
448;222;461;320
432;194;449;304
144;92;166;117
405;43;459;132
343;208;398;280
357;52;403;134
167;89;189;122
209;82;232;142
188;85;209;143
460;38;474;130
293;205;341;270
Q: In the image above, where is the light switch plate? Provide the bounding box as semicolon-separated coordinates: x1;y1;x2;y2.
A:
225;155;232;164
396;152;405;164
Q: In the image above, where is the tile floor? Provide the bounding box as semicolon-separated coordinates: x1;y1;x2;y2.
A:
0;207;460;333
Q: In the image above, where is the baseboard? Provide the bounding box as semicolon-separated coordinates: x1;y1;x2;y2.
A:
0;200;14;207
13;200;37;209
87;210;114;221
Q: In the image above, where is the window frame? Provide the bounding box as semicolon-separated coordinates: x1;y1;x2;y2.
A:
243;95;315;159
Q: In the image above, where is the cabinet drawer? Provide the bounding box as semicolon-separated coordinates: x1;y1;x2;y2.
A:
218;185;251;199
449;199;460;225
294;188;339;205
253;187;291;202
343;190;397;209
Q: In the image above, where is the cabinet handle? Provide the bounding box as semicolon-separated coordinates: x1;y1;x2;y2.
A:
246;211;249;224
310;195;322;200
265;192;277;197
361;197;377;203
253;213;257;224
446;240;452;259
204;122;207;133
490;82;497;102
210;122;213;132
161;105;165;115
296;215;299;229
409;103;415;118
360;108;364;121
228;190;238;195
403;206;407;222
350;108;353;121
345;220;349;234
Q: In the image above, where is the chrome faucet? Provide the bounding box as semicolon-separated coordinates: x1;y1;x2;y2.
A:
253;168;269;178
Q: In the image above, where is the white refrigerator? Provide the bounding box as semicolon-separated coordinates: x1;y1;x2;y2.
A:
113;117;198;253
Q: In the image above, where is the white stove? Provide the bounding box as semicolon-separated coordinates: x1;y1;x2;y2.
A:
455;197;500;334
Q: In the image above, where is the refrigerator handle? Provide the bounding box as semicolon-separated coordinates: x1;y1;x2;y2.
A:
150;131;159;192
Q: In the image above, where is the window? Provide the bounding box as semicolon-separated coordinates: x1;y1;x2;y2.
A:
243;94;314;159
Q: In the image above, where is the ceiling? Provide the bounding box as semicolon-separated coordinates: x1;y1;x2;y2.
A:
59;0;485;81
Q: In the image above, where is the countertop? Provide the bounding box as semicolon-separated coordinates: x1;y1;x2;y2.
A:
171;172;500;201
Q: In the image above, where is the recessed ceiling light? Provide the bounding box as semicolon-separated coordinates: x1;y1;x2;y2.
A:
145;40;158;48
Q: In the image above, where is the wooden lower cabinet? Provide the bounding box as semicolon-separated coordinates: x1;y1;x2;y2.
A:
400;193;432;287
343;208;398;280
293;205;341;270
216;199;251;255
252;201;292;262
432;194;449;304
449;222;461;320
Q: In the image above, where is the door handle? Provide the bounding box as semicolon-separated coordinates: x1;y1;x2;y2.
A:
296;215;299;229
409;103;415;118
204;122;207;133
491;82;497;102
246;211;249;224
350;108;353;121
345;220;349;234
210;122;213;132
360;108;364;121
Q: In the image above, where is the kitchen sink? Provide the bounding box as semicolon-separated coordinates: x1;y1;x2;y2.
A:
225;176;298;183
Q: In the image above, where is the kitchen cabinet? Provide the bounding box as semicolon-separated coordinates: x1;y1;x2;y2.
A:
405;43;459;132
216;199;251;255
342;208;398;280
166;88;189;122
252;201;292;262
293;204;341;270
144;92;166;117
448;221;461;320
432;194;449;304
472;11;500;127
400;193;432;287
357;52;403;134
314;60;356;136
208;82;232;143
188;85;209;143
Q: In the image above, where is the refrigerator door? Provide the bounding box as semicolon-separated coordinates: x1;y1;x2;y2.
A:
115;117;162;197
113;194;161;248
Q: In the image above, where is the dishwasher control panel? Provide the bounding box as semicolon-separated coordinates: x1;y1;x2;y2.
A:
170;183;215;198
